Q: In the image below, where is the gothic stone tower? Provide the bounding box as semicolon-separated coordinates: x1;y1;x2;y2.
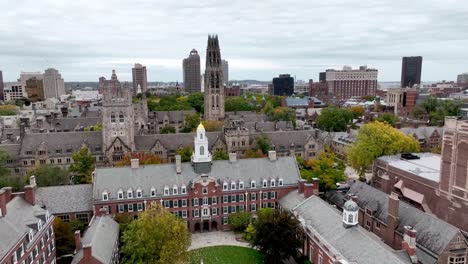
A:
204;35;225;120
102;70;135;164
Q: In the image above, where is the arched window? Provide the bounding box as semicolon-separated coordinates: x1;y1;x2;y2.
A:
212;95;215;108
110;112;116;123
348;214;353;223
200;146;204;155
200;133;203;140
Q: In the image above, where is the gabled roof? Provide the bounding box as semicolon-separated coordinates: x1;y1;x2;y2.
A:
134;131;223;152
399;127;443;140
35;184;93;215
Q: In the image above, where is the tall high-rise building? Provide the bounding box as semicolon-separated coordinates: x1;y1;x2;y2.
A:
25;77;45;102
222;59;229;83
43;68;65;99
183;49;201;93
325;65;378;100
457;73;468;85
132;63;147;96
20;72;43;98
272;74;294;96
204;35;225;120
401;56;422;88
0;70;4;101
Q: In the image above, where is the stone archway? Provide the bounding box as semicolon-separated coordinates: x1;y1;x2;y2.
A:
194;222;201;232
211;220;218;231
203;220;210;231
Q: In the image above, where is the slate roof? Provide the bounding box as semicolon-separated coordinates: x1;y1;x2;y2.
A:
148;110;196;123
50;117;101;132
0;144;21;160
71;216;119;264
94;156;300;200
346;181;460;263
134;131;224;151
35;184;93;215
0;195;50;260
290;195;408;264
399;126;443;140
278;190;306;211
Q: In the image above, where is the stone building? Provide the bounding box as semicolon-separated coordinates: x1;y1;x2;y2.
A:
93;124;301;232
0;178;56;264
399;126;443;151
43;68;65;100
204;35;225;120
147;110;196;134
325;65;378;100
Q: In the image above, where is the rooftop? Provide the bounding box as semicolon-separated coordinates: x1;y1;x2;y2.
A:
35;184;93;215
377;153;441;183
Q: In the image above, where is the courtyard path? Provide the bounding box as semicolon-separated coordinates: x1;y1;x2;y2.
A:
189;231;250;250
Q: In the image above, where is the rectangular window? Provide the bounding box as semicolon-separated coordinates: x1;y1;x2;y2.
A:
75;213;89;223
151;189;156;197
164;200;170;208
58;215;70;222
194;209;199;218
118;204;125;213
223;206;228;214
193;198;199;206
203;197;208;205
173;200;179;208
239;205;244;212
212;197;217;205
262;192;268;200
239;194;244;202
251;193;256;201
271;192;276;199
202;208;209;216
182;210;187;218
128;204;134;212
66;158;71;163
251;203;257;212
223;195;228;203
137;203;143;211
239;182;244;189
212;208;218;215
57;159;62;164
231;195;236;202
182;199;187;207
223;216;228;225
231;206;236;213
376;222;381;229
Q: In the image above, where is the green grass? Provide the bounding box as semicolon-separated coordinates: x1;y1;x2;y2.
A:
188;246;265;264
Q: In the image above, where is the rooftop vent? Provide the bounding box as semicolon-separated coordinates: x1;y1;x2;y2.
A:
401;153;420;160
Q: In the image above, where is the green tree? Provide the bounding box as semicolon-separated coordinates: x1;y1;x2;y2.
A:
270;107;296;126
316;107;353;132
187;92;204;113
250;209;302;264
348;106;365;119
0;150;10;177
160;125;176;134
302;149;346;191
201;120;223;132
411;96;463;125
122;203;191;264
69;147;95;184
261;101;274;116
245;149;265;158
176;147;193;162
213;150;229;160
53;218;75;256
228;212;251;232
255;134;271;155
225;97;253;112
27;165;70;186
0;105;17;116
181;113;200;133
376;113;399;127
0;150;22;191
361;95;375;101
347;121;420;177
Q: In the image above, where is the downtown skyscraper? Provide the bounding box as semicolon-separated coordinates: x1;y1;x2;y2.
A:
183;49;201;93
401;56;422;88
132;63;147;96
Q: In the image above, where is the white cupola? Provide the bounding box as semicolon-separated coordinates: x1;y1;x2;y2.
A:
342;199;359;228
192;123;212;163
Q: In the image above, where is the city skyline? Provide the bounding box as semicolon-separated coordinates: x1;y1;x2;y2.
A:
0;0;467;82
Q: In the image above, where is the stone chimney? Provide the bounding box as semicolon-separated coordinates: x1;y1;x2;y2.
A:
74;230;82;251
0;189;7;217
298;179;306;193
304;183;314;198
229;152;237;163
24;186;36;205
83;246;92;262
175;155;182;174
402;226;418;263
130;159;139;169
386;192;400;244
268;150;277;161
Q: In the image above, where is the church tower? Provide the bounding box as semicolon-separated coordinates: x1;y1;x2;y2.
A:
204;35;225;120
192;123;212;174
101;70;135;164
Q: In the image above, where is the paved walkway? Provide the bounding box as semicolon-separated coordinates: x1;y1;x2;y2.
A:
189;231;250;250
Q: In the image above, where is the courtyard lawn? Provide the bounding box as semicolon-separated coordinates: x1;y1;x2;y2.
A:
188;246;265;264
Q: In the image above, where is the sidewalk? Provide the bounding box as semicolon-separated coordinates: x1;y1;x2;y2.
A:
189;231;250;250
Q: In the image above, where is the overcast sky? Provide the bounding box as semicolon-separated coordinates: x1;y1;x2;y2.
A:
1;0;467;82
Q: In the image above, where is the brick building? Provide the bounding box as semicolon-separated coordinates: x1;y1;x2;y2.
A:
308;80;329;102
399;126;443;151
0;178;56;264
325;65;378;100
71;216;119;264
386;88;419;117
92;123;301;232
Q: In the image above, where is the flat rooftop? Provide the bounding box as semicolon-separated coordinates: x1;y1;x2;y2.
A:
378;153;441;183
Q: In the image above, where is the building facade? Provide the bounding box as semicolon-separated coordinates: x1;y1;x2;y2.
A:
401;56;422;88
272;74;294;96
386;88;419;117
204;35;225;120
25;77;45;102
183;49;201;94
20;72;43;98
43;68;65;100
0;70;4;101
0;179;56;264
457;73;468;85
3;82;25;101
325;66;378;100
132;63;147;96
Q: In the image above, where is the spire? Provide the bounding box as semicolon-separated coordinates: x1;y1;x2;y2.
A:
111;69;118;80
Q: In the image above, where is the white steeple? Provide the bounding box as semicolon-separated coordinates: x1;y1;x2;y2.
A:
192;123;212;163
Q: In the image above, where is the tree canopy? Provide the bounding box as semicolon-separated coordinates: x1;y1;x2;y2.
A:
121;203;191;264
299;149;346;191
176;147;193;162
376;113;399;127
69;147;95;184
160;125;176;134
228;211;251;232
213;150;229;160
181;113;200;133
116;153;164;166
27;165;70;186
255;134;271;155
187;92;204;113
147;95;193;112
269;107;296;126
0;150;22;191
250;208;302;264
349;106;365;119
411;96;463;125
0;105;17;116
316;107;353;132
201;120;223;132
347;121;420;177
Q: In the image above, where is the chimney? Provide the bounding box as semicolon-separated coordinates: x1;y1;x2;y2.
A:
0;189;7;217
312;178;319;195
83;246;92;261
268;150;277;161
346;125;351;133
298;179;306;193
130;159;139;169
402;226;418;263
175;155;182;174
74;230;82;251
29;176;36;187
24;185;36;205
304;183;314;198
388;192;399;218
229;152;237;163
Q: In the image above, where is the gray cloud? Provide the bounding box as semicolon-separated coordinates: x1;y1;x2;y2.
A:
0;0;467;82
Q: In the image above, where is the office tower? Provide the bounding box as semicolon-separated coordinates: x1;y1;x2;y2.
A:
457;73;468;85
272;74;294;96
20;72;43;98
25;77;45;101
183;49;201;93
204;35;225;120
222;59;229;83
319;72;326;83
132;63;147;96
325;65;378;100
401;56;422;88
0;70;3;100
43;68;65;99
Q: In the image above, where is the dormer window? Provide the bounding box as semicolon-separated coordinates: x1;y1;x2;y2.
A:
164;186;169;196
278;178;283;186
239;181;244;190
262;179;267;188
181;185;187;194
102;191;109;201
231;182;236;190
118;189;124;200
38;219;43;230
223;182;228;191
136;188;142;198
173;185;178;195
251;180;256;189
270;179;276;187
28;229;34;242
150;187;156;197
127;189;133;199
